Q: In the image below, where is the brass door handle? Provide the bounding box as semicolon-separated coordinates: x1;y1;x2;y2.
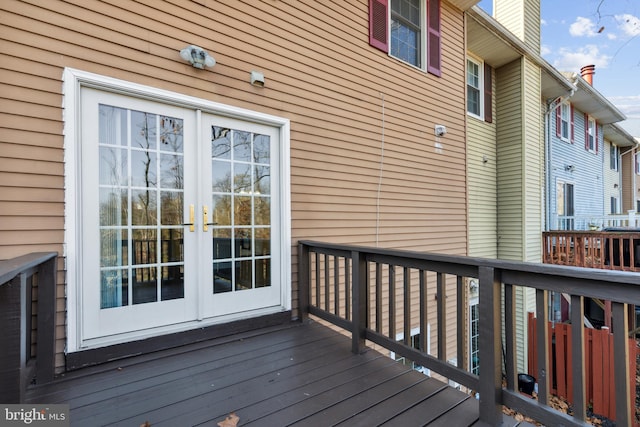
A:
182;204;195;232
203;206;209;232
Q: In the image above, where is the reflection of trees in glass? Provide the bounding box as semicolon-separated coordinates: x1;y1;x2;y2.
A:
212;127;231;158
160;116;184;190
134;112;156;225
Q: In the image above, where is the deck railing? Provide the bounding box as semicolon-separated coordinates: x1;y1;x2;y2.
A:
0;252;58;403
298;241;640;426
543;230;640;272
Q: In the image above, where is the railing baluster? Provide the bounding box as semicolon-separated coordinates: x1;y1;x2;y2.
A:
437;272;445;361
351;249;367;354
345;257;351;321
389;265;396;339
570;294;586;422
456;275;464;369
536;289;550;405
612;301;631;426
504;282;516;391
324;254;330;312
315;252;320;308
420;270;428;354
375;263;382;332
334;255;339;316
403;267;410;346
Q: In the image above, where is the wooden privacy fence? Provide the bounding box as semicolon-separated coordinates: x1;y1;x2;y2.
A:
528;312;639;424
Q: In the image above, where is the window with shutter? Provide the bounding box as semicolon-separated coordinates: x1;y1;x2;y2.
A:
368;0;441;75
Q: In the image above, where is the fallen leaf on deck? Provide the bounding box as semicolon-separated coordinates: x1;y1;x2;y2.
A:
217;412;240;427
139;422;151;427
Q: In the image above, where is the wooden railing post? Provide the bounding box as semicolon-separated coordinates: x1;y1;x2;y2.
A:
351;250;366;354
36;256;57;384
478;265;502;425
297;242;310;323
0;273;28;403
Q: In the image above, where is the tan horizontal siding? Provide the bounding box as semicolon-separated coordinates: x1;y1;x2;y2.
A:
1;0;468;369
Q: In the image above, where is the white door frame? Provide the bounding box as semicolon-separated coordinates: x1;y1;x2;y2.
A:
63;68;291;352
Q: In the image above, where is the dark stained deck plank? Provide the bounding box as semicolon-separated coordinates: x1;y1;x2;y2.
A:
333;379;449;427
26;320;482;427
380;385;474;426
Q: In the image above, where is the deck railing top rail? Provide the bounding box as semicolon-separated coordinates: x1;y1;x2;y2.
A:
298;240;640;427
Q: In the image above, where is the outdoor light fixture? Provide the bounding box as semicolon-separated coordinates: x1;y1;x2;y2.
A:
564;164;575;172
179;45;215;69
250;71;265;87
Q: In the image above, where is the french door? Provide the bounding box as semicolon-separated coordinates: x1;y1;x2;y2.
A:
79;88;283;347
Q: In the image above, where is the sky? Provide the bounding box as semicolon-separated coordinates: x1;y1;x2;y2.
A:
477;0;640;137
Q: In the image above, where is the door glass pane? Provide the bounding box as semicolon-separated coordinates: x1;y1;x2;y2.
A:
210;126;272;294
98;104;185;309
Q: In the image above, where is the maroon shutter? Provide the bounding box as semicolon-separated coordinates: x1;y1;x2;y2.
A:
556;105;561;137
369;0;388;52
483;63;492;123
427;0;441;76
570;104;575;143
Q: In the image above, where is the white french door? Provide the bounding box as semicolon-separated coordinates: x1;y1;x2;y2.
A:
78;87;284;348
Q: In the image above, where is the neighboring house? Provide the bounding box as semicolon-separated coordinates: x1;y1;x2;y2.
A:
466;1;575;374
603;123;638;217
549;68;627;231
0;0;478;373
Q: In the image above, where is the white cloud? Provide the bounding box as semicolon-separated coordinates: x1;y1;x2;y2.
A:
540;45;551;56
552;45;611;72
610;95;640;137
615;14;640;37
569;16;599;37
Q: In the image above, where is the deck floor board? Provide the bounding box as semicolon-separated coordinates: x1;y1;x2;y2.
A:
26;320;481;426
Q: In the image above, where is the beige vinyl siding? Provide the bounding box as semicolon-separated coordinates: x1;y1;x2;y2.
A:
467;114;497;259
496;59;524;261
522;58;543;263
494;0;540;53
1;0;468;370
622;149;635;212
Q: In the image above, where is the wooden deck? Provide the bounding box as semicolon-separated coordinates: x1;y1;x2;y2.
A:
26;320;491;427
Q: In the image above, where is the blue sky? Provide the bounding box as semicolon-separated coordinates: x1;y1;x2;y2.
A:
477;0;640;137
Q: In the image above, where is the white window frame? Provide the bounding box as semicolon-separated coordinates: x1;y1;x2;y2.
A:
610;144;619;171
468;294;479;375
466;56;483;119
389;0;426;70
560;102;571;141
63;68;292;352
586;116;597;153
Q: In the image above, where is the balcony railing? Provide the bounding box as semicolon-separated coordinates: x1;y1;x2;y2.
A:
543;230;640;272
298;240;640;426
0;252;58;403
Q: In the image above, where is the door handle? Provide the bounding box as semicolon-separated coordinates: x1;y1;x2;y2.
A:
203;206;209;232
182;204;195;232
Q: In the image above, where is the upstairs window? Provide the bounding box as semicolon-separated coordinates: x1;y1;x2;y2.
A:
391;0;422;67
585;115;597;153
466;58;481;117
369;0;441;75
610;144;619;170
466;58;493;123
556;102;574;142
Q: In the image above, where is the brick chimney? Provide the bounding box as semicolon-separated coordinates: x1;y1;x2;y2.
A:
580;64;595;85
